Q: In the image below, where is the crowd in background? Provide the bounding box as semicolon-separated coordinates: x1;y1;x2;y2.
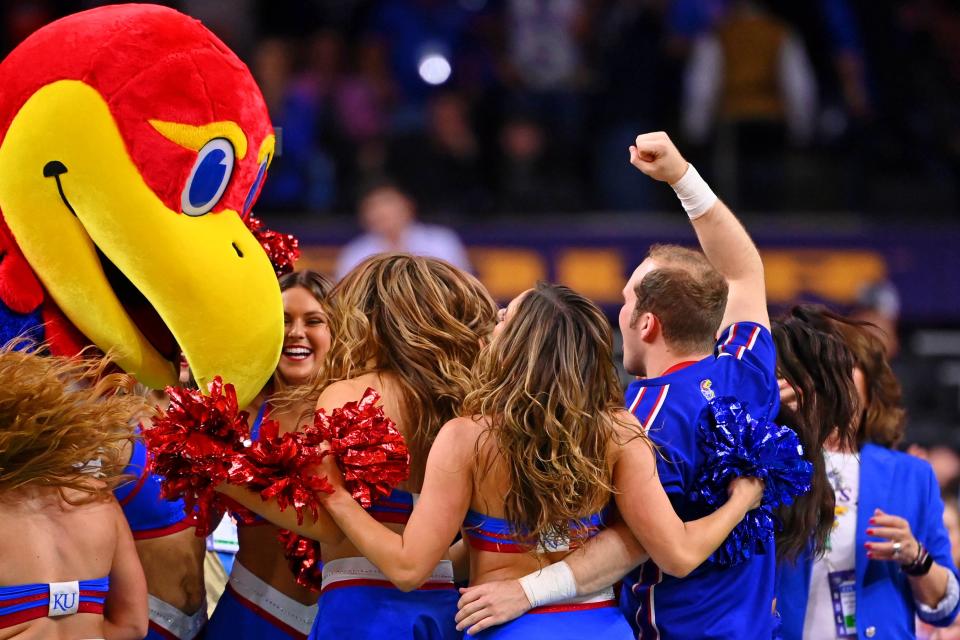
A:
4;0;960;217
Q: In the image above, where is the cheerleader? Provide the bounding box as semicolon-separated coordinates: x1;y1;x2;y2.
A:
0;348;147;640
117;382;207;640
315;282;764;638
218;253;498;639
206;270;333;640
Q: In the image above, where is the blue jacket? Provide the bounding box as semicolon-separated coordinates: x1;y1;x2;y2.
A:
777;444;960;639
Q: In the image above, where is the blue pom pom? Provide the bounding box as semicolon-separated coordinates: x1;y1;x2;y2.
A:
690;397;813;566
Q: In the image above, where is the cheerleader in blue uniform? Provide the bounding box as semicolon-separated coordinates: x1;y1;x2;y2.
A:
316;282;765;639
0;349;148;640
114;432;208;640
206;270;333;640
218;254;498;639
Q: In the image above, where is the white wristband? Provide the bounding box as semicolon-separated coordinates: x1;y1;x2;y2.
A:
518;561;577;609
670;163;718;219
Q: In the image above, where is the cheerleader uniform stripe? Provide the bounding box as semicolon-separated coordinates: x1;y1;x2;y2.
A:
368;488;416;525
115;434;191;537
206;560;316;639
311;558;458;640
0;578;109;629
462;509;607;553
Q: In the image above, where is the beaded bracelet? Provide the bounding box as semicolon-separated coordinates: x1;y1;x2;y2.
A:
902;543;935;576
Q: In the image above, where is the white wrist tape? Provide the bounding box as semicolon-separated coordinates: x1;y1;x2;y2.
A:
518;561;577;609
671;163;718;219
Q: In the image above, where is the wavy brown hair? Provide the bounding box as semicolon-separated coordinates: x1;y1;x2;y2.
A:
0;346;143;503
784;306;906;448
302;254;496;486
822;312;905;449
465;283;645;548
773;306;862;561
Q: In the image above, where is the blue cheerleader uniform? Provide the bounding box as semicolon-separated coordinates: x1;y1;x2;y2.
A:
206;561;317;639
0;577;109;629
463;509;633;639
206;403;319;639
308;487;460;640
115;434;206;639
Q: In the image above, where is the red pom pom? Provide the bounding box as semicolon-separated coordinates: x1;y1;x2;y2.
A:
277;529;323;592
313;388;410;508
240;418;333;525
246;215;300;276
144;377;252;536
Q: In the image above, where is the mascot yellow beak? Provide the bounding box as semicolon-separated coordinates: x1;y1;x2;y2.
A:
0;80;282;406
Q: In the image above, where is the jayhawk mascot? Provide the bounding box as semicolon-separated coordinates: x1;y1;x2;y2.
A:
0;5;296;638
0;3;289;408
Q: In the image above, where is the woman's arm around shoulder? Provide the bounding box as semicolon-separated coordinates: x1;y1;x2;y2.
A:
322;416;482;591
610;410;762;577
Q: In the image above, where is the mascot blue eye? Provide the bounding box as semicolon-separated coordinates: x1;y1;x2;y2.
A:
181;138;235;216
242;157;269;218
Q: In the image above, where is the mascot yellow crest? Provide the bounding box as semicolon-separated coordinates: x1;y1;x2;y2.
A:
0;4;289;406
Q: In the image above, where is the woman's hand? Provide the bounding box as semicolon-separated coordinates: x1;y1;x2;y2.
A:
778;378;799;411
316;451;347;497
865;508;920;565
728;476;765;511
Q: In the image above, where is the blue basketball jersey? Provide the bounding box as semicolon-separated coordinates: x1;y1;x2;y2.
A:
622;322;780;639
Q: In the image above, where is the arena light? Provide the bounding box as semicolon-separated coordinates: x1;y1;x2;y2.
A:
418;53;451;86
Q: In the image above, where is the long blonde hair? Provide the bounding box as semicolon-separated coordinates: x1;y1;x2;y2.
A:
0;346;143;503
464;283;644;547
308;254;496;486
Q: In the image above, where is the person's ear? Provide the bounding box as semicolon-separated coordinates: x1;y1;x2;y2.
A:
638;312;658;344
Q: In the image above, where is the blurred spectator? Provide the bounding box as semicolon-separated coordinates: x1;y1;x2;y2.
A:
908;444;960;493
590;0;678;210
336;182;471;279
667;0;729;40
852;280;902;358
387;91;491;215
252;38;336;212
313;31;394;208
496;113;582;212
503;0;590;139
366;0;481;130
682;0;817;211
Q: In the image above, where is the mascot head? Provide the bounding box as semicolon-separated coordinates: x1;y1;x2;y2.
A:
0;4;288;406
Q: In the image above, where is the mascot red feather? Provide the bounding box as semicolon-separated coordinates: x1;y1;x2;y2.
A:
0;4;294;406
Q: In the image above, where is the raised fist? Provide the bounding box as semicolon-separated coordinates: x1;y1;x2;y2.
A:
629;131;689;185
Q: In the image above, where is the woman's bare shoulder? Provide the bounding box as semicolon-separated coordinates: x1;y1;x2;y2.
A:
317;377;378;408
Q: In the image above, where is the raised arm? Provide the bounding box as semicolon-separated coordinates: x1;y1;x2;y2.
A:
630;131;768;330
103;501;149;640
320;417;477;591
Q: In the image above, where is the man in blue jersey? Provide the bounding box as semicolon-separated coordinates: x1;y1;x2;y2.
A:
454;131;778;639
